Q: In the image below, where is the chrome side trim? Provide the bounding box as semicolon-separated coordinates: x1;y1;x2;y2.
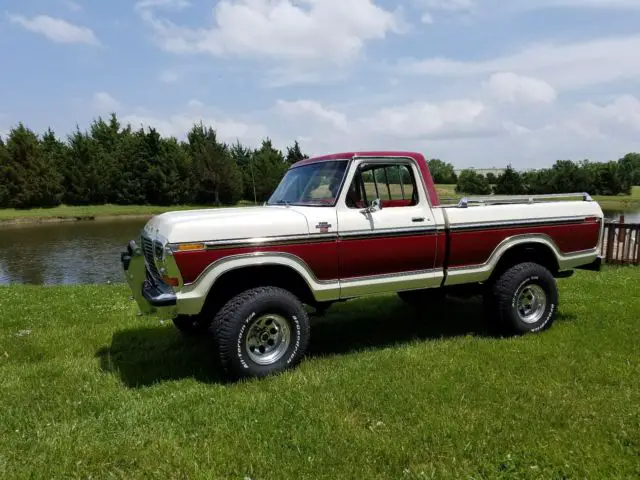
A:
202;233;337;249
339;225;439;239
169;226;440;251
444;233;599;286
449;216;589;232
340;268;443;298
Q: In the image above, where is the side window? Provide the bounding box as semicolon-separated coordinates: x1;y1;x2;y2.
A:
345;162;418;208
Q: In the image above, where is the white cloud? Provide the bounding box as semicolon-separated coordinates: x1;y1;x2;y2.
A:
420;12;434;23
275;100;349;132
401;34;640;91
486;72;557;105
419;0;476;11
158;69;180;83
7;13;100;46
361;99;489;139
64;1;83;12
135;0;191;11
137;0;403;65
580;95;640;133
92;92;121;112
186;99;204;108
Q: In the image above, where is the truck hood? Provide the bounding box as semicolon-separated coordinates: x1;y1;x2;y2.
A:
142;206;310;244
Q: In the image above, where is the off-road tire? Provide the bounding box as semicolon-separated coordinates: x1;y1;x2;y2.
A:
397;288;446;305
490;262;558;335
172;314;212;337
211;287;310;380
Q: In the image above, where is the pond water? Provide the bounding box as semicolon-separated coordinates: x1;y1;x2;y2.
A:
0;218;146;285
1;209;639;285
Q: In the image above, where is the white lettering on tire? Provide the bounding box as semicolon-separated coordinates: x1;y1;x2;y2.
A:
286;314;301;365
236;311;256;370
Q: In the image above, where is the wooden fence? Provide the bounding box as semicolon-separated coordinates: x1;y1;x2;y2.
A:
601;220;640;265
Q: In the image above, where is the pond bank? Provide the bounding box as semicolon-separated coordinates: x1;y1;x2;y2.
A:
0;203;254;227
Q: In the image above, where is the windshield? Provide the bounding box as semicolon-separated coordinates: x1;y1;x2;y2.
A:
267;160;349;206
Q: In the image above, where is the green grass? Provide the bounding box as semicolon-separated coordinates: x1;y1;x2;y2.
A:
1;268;638;478
0;203;257;223
593;186;640;212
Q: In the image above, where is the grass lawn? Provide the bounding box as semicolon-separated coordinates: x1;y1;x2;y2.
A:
593;186;640;212
1;267;638;478
0;203;257;224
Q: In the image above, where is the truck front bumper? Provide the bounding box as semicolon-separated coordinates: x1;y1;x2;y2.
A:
120;240;178;318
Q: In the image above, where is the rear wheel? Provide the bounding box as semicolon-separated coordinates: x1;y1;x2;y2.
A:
489;262;558;334
211;286;310;380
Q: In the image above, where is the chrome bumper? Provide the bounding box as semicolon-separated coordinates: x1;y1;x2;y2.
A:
120;240;177;318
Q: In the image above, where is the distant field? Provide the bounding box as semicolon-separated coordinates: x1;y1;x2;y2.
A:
0;267;638;478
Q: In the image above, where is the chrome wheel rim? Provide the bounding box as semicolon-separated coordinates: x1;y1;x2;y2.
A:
245;314;291;365
516;284;547;324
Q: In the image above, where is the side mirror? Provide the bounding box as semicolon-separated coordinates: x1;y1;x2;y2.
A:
362;198;382;214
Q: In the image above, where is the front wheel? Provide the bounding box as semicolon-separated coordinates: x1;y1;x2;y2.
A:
490;262;559;335
211;287;310;380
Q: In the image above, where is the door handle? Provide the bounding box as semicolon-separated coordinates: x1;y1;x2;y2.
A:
412;217;425;222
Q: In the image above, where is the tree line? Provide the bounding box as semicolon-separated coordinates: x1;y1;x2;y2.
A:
0;114;309;209
455;156;640;196
0;113;638;209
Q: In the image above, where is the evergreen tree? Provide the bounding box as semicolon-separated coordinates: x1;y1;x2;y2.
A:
251;139;287;202
4;123;63;208
0;137;10;208
230;140;256;203
187;123;243;205
285;140;308;166
494;164;525;195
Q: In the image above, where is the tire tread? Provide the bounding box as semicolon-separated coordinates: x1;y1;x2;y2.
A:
211;286;310;378
491;261;557;334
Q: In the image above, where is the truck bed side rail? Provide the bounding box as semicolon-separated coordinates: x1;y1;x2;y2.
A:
453;192;594;208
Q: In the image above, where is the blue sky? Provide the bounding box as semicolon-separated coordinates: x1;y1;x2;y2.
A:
1;0;639;169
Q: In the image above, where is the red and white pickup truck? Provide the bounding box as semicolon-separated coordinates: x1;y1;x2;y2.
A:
121;151;604;379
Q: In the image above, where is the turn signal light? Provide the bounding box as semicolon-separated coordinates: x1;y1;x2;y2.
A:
163;276;180;287
175;243;205;252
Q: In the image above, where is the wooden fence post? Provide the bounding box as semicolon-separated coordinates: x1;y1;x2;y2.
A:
606;223;615;263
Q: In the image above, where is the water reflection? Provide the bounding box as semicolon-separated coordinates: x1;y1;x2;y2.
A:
0;219;146;285
604;210;640;223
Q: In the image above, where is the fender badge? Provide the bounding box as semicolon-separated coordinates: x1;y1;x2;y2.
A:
316;222;332;233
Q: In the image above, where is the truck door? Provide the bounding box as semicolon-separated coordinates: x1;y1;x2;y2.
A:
336;156;441;296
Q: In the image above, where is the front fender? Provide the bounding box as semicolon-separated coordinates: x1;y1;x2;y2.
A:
174;252;340;316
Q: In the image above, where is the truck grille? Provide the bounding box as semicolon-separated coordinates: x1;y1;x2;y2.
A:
141;235;161;279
